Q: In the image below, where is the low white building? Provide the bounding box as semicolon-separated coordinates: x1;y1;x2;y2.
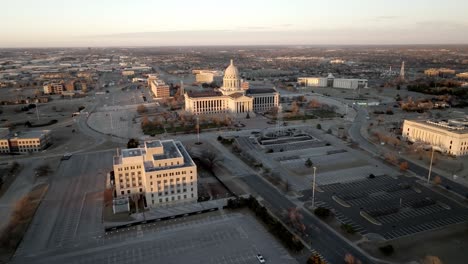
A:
298;73;368;90
113;140;198;208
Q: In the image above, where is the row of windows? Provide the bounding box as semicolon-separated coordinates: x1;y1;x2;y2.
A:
149;188;192;196
19;145;40;149
17;149;40;152
18;140;40;144
156;161;181;167
117;165;142;172
120;188;144;195
150;171;190;178
151;194;194;204
149;183;193;192
118;171;142;177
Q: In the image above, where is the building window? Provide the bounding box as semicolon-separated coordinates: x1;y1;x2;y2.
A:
121;191;124;195
127;190;131;194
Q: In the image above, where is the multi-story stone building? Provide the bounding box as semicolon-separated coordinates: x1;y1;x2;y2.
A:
150;79;171;98
113;140;197;208
43;82;65;94
184;60;279;115
402;119;468;156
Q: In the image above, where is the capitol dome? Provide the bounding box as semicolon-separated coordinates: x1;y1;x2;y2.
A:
222;59;241;90
224;59;240;79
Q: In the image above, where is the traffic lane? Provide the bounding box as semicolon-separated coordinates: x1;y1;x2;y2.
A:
241;174;373;264
406;160;468;197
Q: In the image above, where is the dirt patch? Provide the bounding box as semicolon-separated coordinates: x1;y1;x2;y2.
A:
0;183;48;263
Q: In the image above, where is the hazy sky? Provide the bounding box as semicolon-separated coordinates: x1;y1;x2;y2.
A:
1;0;467;47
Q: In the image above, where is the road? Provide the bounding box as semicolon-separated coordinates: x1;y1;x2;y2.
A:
242;174;374;264
12;150;112;262
349;107;468;199
208;139;377;264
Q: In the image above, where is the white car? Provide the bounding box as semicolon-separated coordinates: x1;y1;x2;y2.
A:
256;254;266;263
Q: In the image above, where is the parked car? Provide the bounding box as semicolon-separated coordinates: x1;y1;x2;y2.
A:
256;254;266;263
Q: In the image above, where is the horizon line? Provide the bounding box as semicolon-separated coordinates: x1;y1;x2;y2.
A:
2;43;468;49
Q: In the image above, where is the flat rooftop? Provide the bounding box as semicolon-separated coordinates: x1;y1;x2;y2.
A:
145;140;162;148
409;119;468;134
146;141;195;171
8;130;50;139
246;88;277;95
122;148;144;158
152;140;180;161
187;90;222;98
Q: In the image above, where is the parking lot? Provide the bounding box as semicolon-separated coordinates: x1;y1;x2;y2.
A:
300;175;468;240
16;211;297;264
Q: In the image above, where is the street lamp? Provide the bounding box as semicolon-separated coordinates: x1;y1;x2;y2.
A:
427;147;435;184
312;166;317;209
196;117;201;145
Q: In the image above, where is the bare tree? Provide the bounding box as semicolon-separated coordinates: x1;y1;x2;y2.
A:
200;150;220;170
422;256;443;264
433;175;442;186
136;104;147;114
35;164;52;177
399;161;409;172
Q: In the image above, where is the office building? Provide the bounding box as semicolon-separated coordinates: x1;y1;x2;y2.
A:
0;129;51;154
150;79;171;98
402;119;468;156
112;140;198;208
43;82;65;94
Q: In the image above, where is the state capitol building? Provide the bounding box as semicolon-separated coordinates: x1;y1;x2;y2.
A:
184;60;279;115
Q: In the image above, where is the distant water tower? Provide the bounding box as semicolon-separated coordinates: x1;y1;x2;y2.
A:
399;61;405;81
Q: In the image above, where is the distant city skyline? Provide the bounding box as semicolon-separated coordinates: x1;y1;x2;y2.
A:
1;0;468;47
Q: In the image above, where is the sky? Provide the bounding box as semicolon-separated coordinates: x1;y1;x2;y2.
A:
1;0;467;47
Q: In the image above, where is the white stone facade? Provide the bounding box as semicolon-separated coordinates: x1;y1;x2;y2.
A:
402;119;468;156
113;140;198;208
185;60;279;115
